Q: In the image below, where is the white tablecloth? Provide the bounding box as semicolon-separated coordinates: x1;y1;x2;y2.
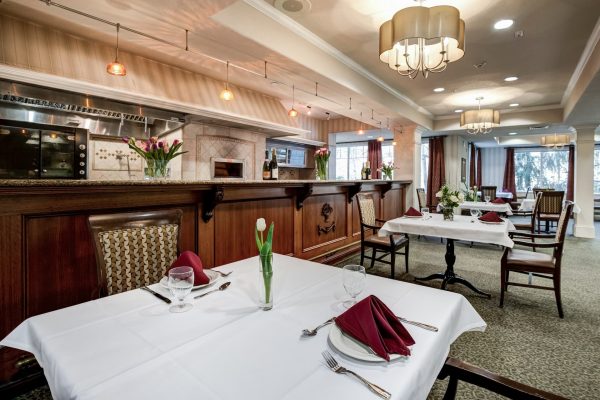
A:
1;255;485;400
379;214;515;248
518;199;581;214
456;201;513;215
477;191;513;199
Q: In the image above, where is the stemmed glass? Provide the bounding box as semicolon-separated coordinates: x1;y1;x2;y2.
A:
484;195;491;203
421;207;430;220
470;208;480;222
342;264;366;308
168;266;194;313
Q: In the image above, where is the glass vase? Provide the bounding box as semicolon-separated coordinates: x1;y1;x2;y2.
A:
144;159;171;180
383;172;392;180
258;254;274;310
316;161;328;181
442;206;454;221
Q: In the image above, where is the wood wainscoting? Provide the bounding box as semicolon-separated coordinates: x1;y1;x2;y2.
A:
0;179;409;392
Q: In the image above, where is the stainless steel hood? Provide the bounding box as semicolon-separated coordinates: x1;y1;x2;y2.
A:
0;80;185;138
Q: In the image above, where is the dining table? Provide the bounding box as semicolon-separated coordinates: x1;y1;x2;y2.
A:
453;201;513;215
518;198;581;214
379;214;515;298
477;190;514;199
1;254;486;400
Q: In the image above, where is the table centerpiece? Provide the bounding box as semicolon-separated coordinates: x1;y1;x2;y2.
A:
436;184;464;221
315;147;330;180
255;218;275;310
123;136;186;179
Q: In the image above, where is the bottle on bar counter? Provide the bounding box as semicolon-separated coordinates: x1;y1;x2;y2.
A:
365;161;371;180
360;163;366;180
262;150;271;180
270;148;279;180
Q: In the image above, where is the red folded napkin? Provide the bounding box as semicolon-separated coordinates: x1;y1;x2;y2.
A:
491;198;505;204
404;207;422;217
168;251;209;286
479;211;503;223
335;295;414;361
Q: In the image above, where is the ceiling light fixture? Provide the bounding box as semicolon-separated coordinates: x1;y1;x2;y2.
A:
454;109;463;113
494;19;514;30
306;105;312;115
509;103;519;107
392;141;397;146
377;136;385;142
541;133;570;149
325;112;331;121
358;111;364;135
460;96;500;135
433;87;445;93
379;0;465;79
504;76;518;82
508;132;518;135
288;85;298;117
219;61;234;101
106;23;126;76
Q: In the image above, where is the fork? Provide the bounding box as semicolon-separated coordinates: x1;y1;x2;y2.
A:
302;317;334;337
321;351;391;399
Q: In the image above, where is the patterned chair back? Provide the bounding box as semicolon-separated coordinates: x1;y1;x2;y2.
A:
88;209;183;296
532;187;554;197
480;186;497;201
356;193;376;226
538;191;564;216
416;188;427;210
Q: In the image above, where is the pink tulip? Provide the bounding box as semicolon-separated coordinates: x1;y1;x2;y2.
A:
149;137;158;144
173;139;180;146
121;136;129;143
158;141;164;148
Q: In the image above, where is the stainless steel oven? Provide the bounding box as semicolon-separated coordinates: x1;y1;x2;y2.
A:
0;119;87;179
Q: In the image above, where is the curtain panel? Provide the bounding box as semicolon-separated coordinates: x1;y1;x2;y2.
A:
476;148;482;187
367;140;382;179
426;136;446;207
502;147;517;199
567;145;574;201
469;143;476;187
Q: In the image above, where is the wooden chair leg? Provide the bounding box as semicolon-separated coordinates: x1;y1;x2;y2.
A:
404;244;409;273
554;276;564;318
499;267;506;307
370;248;376;269
360;244;365;266
505;271;509;291
390;248;396;279
442;376;458;400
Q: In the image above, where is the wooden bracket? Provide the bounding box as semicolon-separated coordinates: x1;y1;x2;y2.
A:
296;183;313;210
347;183;362;203
317;221;336;236
378;182;393;198
201;185;224;223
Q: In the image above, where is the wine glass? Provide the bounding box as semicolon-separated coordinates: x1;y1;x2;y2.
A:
342;265;366;308
470;208;479;222
421;207;430;220
485;195;491;203
168;266;194;313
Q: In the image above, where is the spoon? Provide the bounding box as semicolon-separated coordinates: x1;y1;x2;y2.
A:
194;282;231;299
301;317;334;337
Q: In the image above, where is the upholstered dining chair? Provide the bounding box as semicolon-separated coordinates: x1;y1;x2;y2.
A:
500;202;574;318
532;187;554;197
480;186;497;201
537;190;564;232
88;209;183;297
416;188;429;212
356;193;409;278
511;191;542;234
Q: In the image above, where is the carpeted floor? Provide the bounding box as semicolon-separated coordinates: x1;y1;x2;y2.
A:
335;230;600;400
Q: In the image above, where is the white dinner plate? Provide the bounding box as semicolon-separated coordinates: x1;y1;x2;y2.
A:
479;220;504;224
403;215;422;219
328;324;405;363
160;269;220;290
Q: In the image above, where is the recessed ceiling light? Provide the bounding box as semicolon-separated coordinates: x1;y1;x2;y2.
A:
454;109;463;113
494;19;514;30
433;87;445;93
367;136;373;139
509;103;519;107
504;76;519;82
508;132;518;135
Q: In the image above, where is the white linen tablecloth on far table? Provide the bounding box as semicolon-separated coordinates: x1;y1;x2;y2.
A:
379;214;515;248
1;255;486;400
477;191;513;199
519;199;581;214
456;201;513;215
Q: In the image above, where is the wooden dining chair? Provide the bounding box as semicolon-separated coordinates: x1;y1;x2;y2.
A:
511;191;542;234
500;202;574;318
356;193;409;278
416;188;429;212
480;186;497;201
438;357;569;400
88;209;183;297
537;191;564;232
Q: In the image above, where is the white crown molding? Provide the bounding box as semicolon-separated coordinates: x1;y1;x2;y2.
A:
433;104;563;121
242;0;432;118
562;18;600;106
0;65;308;137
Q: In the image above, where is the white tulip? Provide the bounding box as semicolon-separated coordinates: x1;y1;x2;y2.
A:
256;218;266;232
458;193;465;201
450;195;459;203
436;191;442;198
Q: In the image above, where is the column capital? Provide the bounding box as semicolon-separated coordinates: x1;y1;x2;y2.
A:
573;124;599;133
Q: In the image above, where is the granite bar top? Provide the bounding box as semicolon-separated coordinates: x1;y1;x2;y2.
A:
0;178;411;188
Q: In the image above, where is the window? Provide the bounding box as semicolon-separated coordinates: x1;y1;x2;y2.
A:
421;141;429;188
595;147;600;194
335;142;394;180
514;148;569;192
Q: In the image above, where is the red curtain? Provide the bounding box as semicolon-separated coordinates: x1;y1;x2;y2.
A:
502;147;516;200
469;143;476;187
567;144;574;201
426;136;445;207
368;140;382;179
476;148;482;187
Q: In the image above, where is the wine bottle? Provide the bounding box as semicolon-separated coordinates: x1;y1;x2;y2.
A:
361;163;366;180
270;148;279;180
365;161;371;180
262;150;271;180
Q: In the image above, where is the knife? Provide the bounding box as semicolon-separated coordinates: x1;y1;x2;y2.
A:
140;286;172;304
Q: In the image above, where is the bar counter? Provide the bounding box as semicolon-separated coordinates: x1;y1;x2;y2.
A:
0;178;410;388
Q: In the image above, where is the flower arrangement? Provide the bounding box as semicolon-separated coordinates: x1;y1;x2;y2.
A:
462;183;479;202
436;184;464;220
378;161;397;180
315;148;330;180
255;218;275;310
122;136;186;178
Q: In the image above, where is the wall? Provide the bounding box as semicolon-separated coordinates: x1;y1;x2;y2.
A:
481;147;506;189
444;135;469;190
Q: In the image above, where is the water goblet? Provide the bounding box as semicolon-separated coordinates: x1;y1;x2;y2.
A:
421;207;430;219
342;264;366;308
485;195;491;203
470;208;479;222
168;266;194;313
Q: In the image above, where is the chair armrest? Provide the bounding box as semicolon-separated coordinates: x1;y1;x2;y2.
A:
512;240;560;248
510;232;555;239
375;218;387;224
361;222;382;231
438;357;568;400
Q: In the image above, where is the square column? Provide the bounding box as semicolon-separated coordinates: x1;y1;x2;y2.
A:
574;125;597;238
394;125;425;208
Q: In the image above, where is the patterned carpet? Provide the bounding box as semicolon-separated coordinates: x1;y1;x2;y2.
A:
13;225;600;400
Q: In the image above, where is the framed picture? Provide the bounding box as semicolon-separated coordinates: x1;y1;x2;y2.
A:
461;158;466;183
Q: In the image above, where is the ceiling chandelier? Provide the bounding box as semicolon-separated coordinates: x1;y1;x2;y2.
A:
541;133;570;149
379;0;465;79
460;97;500;135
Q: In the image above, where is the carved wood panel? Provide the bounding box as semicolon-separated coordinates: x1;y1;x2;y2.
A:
302;193;347;251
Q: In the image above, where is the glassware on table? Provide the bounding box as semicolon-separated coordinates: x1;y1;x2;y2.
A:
342;264;366;308
470;208;480;221
484;195;491;203
168;266;194;313
421;207;430;219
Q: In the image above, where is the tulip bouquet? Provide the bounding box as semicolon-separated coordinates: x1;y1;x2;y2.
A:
436;184;464;221
462;183;479;202
378;161;397;180
315;148;330;180
122;136;186;179
255;218;275;310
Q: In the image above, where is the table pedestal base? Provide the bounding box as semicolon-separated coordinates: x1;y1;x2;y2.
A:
414;239;491;298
